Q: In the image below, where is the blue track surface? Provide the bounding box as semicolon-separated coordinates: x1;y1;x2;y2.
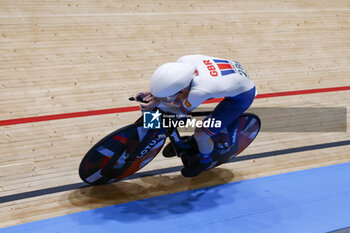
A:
2;163;350;233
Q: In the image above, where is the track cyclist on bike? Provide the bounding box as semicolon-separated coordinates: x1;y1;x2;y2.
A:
135;55;256;177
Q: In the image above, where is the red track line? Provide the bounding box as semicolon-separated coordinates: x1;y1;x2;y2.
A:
255;86;350;98
1;86;350;127
0;106;140;127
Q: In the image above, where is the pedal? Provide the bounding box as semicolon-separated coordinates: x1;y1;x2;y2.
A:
216;143;225;149
215;142;230;150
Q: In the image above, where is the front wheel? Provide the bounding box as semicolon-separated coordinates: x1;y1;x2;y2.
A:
79;123;166;185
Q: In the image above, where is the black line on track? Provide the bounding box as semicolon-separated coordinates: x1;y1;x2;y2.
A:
1;139;350;204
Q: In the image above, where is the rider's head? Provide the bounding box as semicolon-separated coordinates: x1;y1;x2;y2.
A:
150;62;195;98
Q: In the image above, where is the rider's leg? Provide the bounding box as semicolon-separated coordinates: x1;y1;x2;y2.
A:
202;87;256;137
181;87;256;177
193;127;213;163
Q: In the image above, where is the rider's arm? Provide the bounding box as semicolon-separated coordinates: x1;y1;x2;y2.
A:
134;92;161;112
156;88;207;115
156;102;182;114
178;88;209;115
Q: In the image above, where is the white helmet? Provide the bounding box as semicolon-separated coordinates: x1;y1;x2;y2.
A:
150;62;195;97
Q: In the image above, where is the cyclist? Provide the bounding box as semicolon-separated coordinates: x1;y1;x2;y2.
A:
135;55;256;177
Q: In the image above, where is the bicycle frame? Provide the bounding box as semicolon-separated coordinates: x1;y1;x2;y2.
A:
79;101;260;184
100;108;208;178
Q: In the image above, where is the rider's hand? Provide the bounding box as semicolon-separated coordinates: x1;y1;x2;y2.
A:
135;92;151;102
135;92;160;111
140;95;160;111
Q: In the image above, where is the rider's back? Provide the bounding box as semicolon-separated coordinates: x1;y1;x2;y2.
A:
177;55;255;111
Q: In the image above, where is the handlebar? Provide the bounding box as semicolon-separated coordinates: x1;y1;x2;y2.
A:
128;96;149;103
129;96;211;117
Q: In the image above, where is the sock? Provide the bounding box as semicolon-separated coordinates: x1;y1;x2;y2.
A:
199;152;212;164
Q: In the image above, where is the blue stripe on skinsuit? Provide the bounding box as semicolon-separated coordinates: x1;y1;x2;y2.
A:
213;59;229;63
220;69;235;76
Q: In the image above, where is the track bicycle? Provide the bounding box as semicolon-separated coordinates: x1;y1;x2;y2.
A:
79;97;261;185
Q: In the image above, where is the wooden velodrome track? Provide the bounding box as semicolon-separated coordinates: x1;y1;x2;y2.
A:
0;0;350;228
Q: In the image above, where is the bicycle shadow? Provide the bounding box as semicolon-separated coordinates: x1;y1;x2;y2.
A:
67;167;238;221
66;167;298;231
